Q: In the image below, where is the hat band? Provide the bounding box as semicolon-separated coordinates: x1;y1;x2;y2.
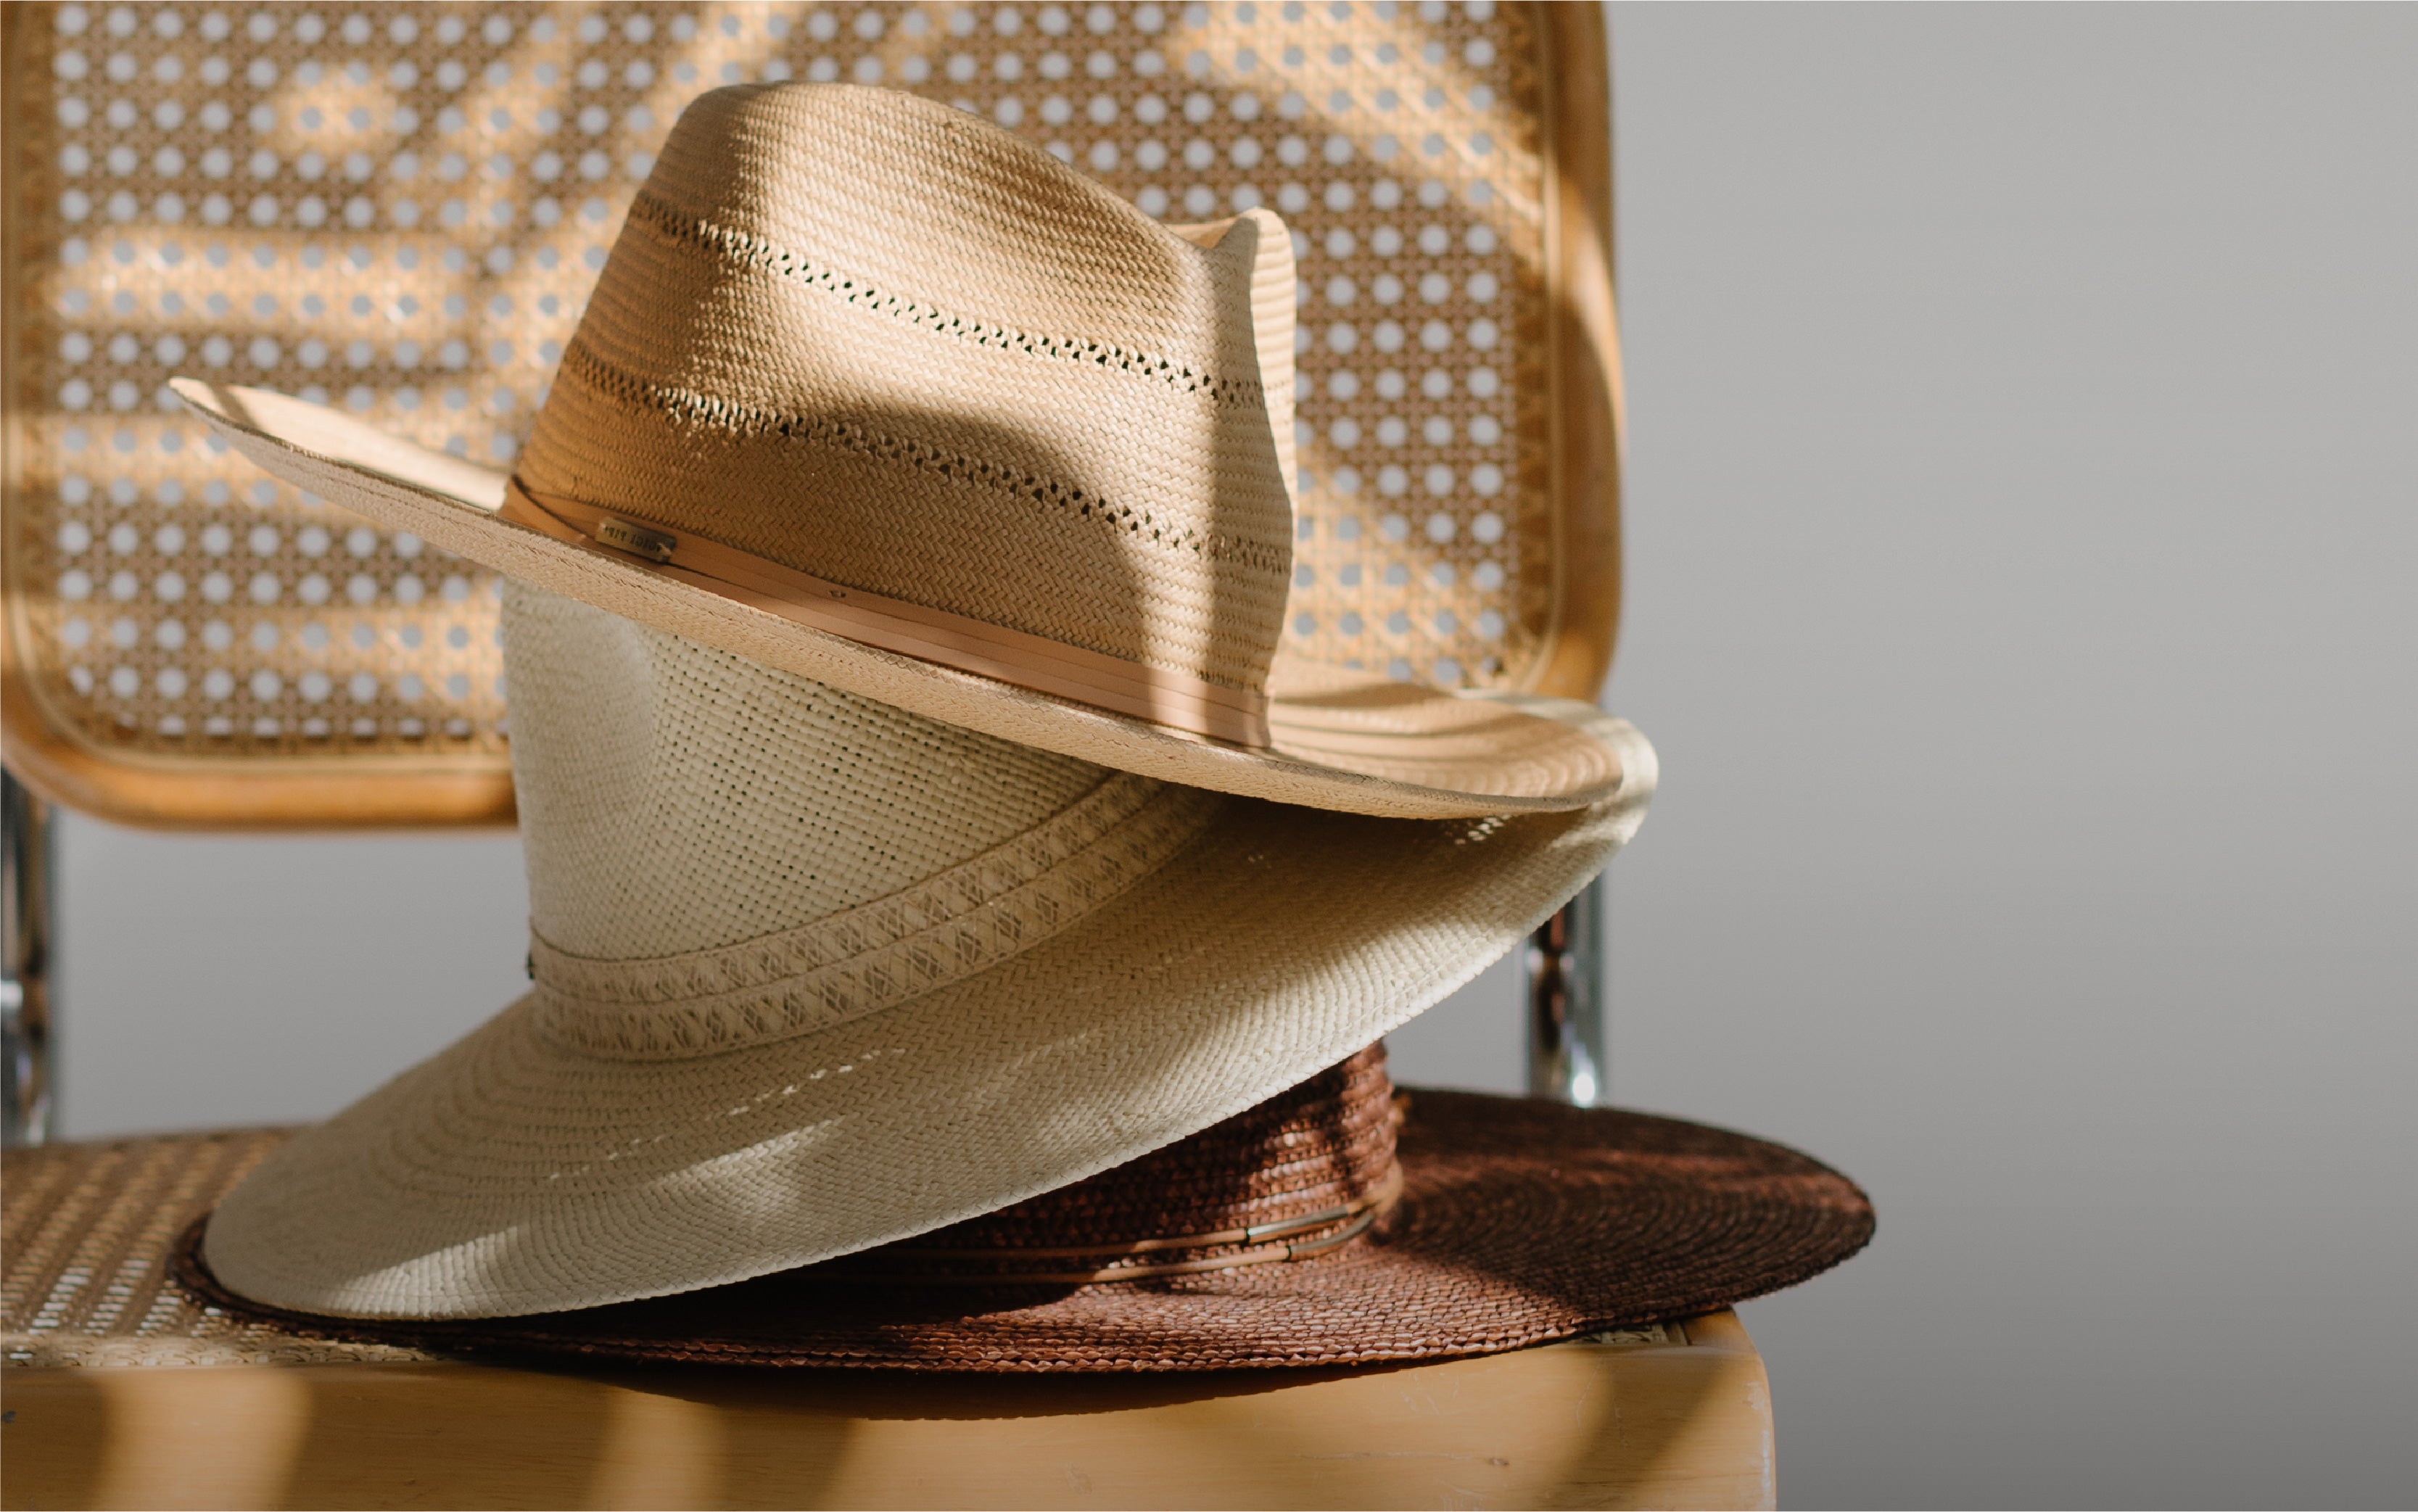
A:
531;772;1221;1060
847;1162;1404;1286
499;482;1273;748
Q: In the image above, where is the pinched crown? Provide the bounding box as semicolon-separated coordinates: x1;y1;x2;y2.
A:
515;84;1297;709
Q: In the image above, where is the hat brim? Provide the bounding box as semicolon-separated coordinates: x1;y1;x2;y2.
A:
172;379;1627;822
197;761;1654;1320
174;1093;1871;1370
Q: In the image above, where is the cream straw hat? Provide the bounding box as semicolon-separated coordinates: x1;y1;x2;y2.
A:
199;582;1652;1318
170;83;1622;820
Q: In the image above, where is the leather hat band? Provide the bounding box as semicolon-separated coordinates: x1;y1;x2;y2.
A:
499;479;1273;748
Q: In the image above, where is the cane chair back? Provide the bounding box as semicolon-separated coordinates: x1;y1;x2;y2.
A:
1;0;1619;830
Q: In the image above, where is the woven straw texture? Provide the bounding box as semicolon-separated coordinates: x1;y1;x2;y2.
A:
3;1088;1873;1373
894;1046;1402;1255
195;582;1651;1318
4;1;1580;803
807;1043;1405;1283
527;84;1295;698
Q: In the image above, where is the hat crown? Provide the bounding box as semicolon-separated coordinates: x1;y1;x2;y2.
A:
503;582;1219;1060
516;85;1297;711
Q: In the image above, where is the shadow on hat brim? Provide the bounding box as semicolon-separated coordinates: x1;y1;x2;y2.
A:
171;379;1630;821
194;777;1653;1320
174;1092;1873;1371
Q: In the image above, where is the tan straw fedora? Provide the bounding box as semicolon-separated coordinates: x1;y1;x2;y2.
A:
169;83;1625;821
194;579;1651;1319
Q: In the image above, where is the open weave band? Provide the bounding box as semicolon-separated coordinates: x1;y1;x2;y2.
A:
516;85;1300;709
500;480;1271;745
530;770;1221;1061
150;1087;1876;1373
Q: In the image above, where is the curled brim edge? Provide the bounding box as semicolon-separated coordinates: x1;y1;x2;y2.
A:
199;743;1655;1318
173;378;1633;822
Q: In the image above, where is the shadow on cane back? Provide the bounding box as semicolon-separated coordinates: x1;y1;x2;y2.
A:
2;1;1617;829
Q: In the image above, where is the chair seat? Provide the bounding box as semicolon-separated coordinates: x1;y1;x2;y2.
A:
2;1131;1774;1510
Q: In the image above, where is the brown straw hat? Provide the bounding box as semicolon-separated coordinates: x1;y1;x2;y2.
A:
176;1046;1874;1371
169;83;1626;822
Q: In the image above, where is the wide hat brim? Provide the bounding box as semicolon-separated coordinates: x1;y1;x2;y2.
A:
171;379;1628;822
196;751;1655;1321
174;1092;1873;1371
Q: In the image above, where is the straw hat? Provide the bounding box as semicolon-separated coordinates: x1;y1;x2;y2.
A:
170;83;1626;822
177;1046;1875;1370
178;83;1671;1325
192;577;1651;1318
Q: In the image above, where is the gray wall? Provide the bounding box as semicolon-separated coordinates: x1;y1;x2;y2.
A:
1576;7;2418;1507
40;7;2417;1507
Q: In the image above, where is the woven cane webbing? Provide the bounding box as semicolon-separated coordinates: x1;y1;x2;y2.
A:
1;1127;426;1366
3;1;1589;819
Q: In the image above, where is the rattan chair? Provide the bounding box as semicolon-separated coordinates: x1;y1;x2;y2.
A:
1;4;1770;1505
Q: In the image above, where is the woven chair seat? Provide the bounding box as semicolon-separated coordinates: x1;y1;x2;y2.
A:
2;1128;421;1367
3;1130;1778;1510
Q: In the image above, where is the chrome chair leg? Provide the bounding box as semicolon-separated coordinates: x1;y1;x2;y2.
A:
1525;875;1606;1104
4;769;56;1147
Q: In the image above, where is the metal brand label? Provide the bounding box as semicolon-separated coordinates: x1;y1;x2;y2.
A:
594;516;677;563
